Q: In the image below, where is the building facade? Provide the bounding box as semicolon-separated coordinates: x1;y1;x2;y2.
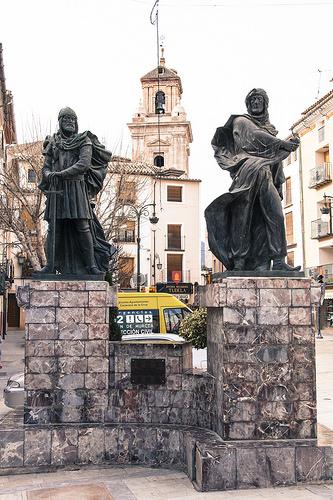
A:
282;145;304;269
122;55;201;298
288;89;333;326
0;44;20;332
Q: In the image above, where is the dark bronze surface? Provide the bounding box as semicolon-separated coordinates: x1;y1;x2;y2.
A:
131;358;166;385
205;88;301;274
38;107;114;278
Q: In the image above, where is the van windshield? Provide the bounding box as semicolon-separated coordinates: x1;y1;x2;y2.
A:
164;307;191;334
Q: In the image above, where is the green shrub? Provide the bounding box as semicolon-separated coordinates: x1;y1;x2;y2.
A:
179;307;207;349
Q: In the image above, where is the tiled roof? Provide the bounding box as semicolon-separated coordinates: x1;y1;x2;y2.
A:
109;158;158;176
141;66;180;81
291;88;333;129
109;158;200;182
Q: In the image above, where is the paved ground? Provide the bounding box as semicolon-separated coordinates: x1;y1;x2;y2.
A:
1;466;333;499
0;328;332;499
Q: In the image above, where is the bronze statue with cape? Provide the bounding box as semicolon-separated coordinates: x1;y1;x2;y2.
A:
38;107;114;278
205;88;300;272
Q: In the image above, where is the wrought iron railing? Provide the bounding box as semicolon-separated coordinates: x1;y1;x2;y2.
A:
309;163;331;188
311;219;331;239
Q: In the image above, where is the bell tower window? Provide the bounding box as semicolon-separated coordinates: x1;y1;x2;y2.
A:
154;154;164;167
155;90;165;114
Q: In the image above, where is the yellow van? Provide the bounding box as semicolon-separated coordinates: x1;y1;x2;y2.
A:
117;292;192;335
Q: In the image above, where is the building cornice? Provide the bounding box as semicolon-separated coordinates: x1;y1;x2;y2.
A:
291;89;333;133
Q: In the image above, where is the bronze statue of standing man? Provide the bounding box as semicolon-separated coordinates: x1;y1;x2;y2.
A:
38;107;112;277
205;88;300;273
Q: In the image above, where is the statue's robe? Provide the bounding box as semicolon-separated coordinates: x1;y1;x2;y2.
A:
39;131;113;274
205;115;291;270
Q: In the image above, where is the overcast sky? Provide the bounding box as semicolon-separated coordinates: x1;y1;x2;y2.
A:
2;0;333;219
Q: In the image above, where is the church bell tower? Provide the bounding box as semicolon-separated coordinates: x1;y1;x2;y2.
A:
128;51;193;177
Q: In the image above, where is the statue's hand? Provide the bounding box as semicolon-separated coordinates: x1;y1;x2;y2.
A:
47;171;62;181
283;138;299;152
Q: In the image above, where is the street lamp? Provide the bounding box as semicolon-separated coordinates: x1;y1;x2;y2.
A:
124;203;159;291
16;252;26;266
320;193;333;226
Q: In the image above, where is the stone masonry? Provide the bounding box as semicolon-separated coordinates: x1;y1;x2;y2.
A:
6;277;333;492
17;280;113;425
200;277;321;441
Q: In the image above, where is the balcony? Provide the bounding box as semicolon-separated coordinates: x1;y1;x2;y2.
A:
307;264;333;285
311;219;331;239
309;163;331;188
117;230;135;243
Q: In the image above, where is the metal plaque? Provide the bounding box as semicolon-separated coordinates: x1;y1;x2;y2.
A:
131;358;166;385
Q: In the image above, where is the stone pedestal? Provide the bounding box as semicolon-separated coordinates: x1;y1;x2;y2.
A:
200;277;320;441
4;277;332;492
18;280;113;424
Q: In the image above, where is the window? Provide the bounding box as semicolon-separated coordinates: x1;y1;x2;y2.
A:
167;185;182;202
118;181;136;204
167;225;182;250
118;220;135;243
154;154;164;167
155;90;165;114
167;254;182;282
285;212;294;246
164;308;191;334
285;177;292;206
287;155;291;166
292;150;297;162
27;169;36;183
287;251;295;267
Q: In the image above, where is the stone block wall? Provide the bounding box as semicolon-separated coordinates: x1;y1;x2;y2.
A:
200;277;321;441
18;281;114;425
18;280;215;429
106;342;215;429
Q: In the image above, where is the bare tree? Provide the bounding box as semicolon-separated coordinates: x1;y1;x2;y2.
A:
1;139;156;278
0;140;46;270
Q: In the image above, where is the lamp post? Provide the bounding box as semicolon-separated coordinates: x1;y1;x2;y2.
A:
124;203;159;291
320;193;333;230
318;194;333;337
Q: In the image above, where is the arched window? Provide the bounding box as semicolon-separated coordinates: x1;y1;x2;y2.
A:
154;155;164;168
155;91;165;114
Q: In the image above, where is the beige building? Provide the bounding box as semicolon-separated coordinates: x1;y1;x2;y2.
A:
122;54;201;297
290;88;333;325
282;146;304;269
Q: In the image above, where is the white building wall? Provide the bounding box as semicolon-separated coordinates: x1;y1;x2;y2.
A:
283;151;304;268
293;98;333;271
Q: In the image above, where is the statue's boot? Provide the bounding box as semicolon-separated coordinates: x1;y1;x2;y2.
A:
254;260;271;272
272;258;301;272
39;265;53;274
77;222;102;275
233;258;245;271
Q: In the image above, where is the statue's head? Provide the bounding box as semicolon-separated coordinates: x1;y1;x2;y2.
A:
58;107;78;136
245;88;269;117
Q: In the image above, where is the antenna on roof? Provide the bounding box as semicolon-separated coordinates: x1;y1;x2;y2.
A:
150;0;163;212
316;69;322;100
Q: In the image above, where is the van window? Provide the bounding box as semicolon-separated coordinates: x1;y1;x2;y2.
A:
164;308;190;334
117;309;160;335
